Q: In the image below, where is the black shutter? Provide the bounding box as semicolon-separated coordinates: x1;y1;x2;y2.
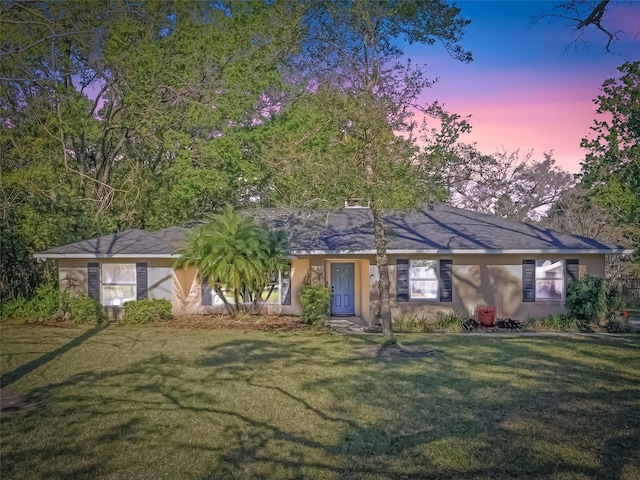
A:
439;259;453;302
88;263;100;301
281;268;291;305
566;259;579;284
522;259;536;302
396;259;409;302
201;276;212;306
136;263;148;300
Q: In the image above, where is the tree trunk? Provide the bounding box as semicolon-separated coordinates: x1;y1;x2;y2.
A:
372;206;392;335
214;284;235;316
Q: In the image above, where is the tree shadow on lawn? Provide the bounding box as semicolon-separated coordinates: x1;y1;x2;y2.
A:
0;325;106;389
1;332;639;479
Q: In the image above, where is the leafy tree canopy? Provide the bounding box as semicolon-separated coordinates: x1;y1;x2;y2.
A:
579;61;640;239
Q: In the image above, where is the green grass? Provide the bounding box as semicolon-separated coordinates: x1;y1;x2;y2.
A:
1;324;640;479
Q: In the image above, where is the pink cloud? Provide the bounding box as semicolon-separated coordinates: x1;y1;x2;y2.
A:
417;88;596;173
416;67;610;173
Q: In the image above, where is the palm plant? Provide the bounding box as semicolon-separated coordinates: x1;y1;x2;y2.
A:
257;228;290;305
174;206;288;314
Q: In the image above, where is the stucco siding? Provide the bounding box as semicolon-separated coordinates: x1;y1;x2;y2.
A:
56;253;606;324
58;258;173;299
172;258;309;316
386;253;606;322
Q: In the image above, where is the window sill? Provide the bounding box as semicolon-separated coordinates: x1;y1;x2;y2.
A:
533;299;564;306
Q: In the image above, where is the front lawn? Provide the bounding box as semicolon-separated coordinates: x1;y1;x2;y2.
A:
1;324;639;479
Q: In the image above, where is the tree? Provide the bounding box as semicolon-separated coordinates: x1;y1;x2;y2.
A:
419;105;477;193
0;0;301;298
533;0;638;52
579;61;640;249
262;0;471;335
540;188;637;280
174;206;288;315
434;147;575;222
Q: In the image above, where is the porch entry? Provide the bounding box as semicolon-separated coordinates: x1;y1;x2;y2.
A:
331;263;355;316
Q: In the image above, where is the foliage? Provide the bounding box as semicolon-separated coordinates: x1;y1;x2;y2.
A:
579;61;640;258
605;285;626;312
434;311;465;333
605;311;632;333
526;314;580;332
0;283;61;322
392;314;433;332
533;1;630;52
121;299;172;325
565;275;608;323
69;296;105;325
392;311;466;333
174;206;288;314
0;0;301;301
495;318;523;330
262;0;472;335
436;146;575;222
463;317;480;331
298;285;331;325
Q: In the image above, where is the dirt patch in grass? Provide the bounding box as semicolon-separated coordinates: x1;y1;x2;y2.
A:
0;390;43;416
356;344;442;359
165;314;323;332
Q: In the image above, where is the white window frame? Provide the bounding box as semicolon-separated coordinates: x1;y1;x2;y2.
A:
409;259;439;301
101;264;136;307
534;259;565;301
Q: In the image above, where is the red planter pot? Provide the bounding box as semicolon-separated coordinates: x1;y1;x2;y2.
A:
477;307;496;327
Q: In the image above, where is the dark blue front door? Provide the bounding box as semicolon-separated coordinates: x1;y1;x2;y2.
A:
331;263;355;315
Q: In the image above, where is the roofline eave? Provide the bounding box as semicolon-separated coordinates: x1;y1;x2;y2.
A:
34;248;634;260
289;248;634;255
33;253;181;259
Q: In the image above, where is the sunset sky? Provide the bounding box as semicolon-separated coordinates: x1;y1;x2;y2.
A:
408;0;640;173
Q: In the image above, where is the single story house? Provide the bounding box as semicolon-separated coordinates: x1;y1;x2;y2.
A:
34;204;633;324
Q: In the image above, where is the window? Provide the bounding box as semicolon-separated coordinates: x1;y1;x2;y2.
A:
202;264;291;306
397;259;452;303
212;286;236;305
535;260;564;300
102;264;136;306
260;271;281;304
409;260;438;300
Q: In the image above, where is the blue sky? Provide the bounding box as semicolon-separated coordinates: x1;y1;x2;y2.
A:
406;0;640;172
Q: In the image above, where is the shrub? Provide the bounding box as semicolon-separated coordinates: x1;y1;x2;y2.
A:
0;296;30;320
70;295;105;325
605;285;626;312
527;314;580;332
392;311;466;333
462;317;479;331
392;314;433;332
495;318;522;329
298;285;331;325
121;299;172;325
0;283;61;322
605;311;632;333
434;310;465;333
565;275;607;324
29;283;62;320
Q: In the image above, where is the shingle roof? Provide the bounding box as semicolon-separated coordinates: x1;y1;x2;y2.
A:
34;205;632;259
34;228;180;258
